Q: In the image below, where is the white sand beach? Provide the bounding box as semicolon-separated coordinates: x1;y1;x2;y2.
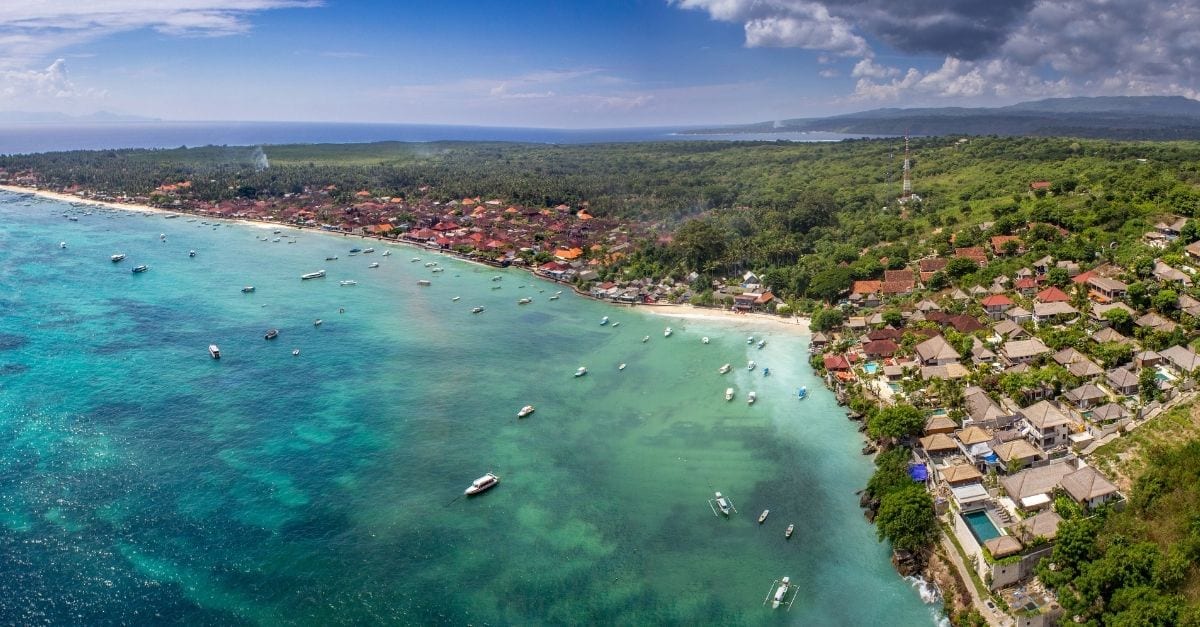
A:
640;304;811;336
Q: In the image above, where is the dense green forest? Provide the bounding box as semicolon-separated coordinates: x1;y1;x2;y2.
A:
1039;425;1200;625
6;137;1200;305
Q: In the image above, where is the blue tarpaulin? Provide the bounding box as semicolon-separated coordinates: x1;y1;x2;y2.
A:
909;463;928;482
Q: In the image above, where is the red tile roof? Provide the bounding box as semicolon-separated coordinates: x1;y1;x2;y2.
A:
1036;286;1070;303
981;294;1014;307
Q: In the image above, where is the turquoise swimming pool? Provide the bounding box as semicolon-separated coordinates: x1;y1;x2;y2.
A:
964;510;1002;543
864;362;880;375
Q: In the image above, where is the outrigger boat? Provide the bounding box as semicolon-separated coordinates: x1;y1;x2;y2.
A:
465;472;499;496
764;576;797;610
517;405;535;418
709;491;735;517
797;386;808;400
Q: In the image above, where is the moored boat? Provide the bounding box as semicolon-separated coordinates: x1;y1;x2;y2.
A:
641;336;650;343
209;344;220;359
313;319;323;326
264;329;279;340
431;267;444;273
618;363;627;370
758;509;769;524
189;249;196;257
549;294;560;300
339;280;357;286
714;491;732;516
465;472;500;496
702;337;710;344
381;250;391;256
664;327;672;337
574;366;587;377
797;386;807;400
748;391;757;405
411;257;420;262
763;367;770;377
600;316;609;325
59;241;67;249
241;286;255;293
362;247;374;254
368;262;379;268
472;306;485;313
417;279;431;286
301;270;326;280
725;387;734;401
517;405;535;418
747;336;754;344
326;256;339;261
718;363;731;374
757;339;766;349
292;349;300;356
349;247;362;253
452;296;461;301
785;524;794;539
111;253;126;262
772;577;791;609
747;360;756;371
518;297;532;304
131;264;149;273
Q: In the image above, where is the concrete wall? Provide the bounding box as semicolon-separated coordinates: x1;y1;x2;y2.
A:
989;545;1053;591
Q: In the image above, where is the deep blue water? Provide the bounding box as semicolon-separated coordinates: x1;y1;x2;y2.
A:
0;121;882;154
0;191;938;625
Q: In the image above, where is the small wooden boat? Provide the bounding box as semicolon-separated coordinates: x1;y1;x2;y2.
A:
758;509;769;524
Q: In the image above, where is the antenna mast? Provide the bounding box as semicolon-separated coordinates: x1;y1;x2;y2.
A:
901;133;912;200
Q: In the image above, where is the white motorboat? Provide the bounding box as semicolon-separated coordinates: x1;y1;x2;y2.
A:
758;509;769;524
313;319;323;326
785;524;794;539
714;492;732;516
340;280;357;286
301;270;326;280
600;316;609;326
189;250;196;257
159;233;166;240
747;360;756;371
362;248;375;254
757;339;766;349
772;577;791;609
725;387;734;401
242;286;255;293
465;472;499;496
472;306;485;314
59;241;67;248
641;336;650;343
431;267;444;273
491;276;502;281
574;366;587;377
549;294;560;300
417;279;431;286
517;405;535;418
381;250;392;256
131;264;149;273
719;363;731;374
264;329;279;340
111;253;126;262
518;297;532;304
618;363;627;371
452;296;461;301
292;349;301;356
702;337;710;344
664;327;672;337
748;391;757;405
272;237;281;243
411;257;420;262
368;262;379;268
209;344;220;359
425;262;436;267
747;336;754;344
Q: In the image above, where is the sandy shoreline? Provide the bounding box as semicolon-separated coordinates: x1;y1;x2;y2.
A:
2;183;812;337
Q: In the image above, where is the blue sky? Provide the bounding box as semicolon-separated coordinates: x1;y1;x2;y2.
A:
1;1;1197;127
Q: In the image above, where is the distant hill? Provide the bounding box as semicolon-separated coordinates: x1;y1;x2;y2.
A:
685;96;1200;140
0;110;159;123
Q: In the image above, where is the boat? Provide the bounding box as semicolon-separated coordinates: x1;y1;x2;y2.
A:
339;280;357;286
381;250;392;256
518;297;532;304
747;360;756;371
431;267;444;273
301;270;326;280
763;367;770;377
600;316;609;325
574;366;587;378
491;285;501;290
725;387;734;401
714;492;732;516
313;319;323;326
272;237;281;243
264;329;279;340
111;253;126;262
292;349;300;356
59;241;67;248
664;327;672;337
797;386;807;400
273;230;281;234
241;286;255;293
465;472;500;496
159;233;166;240
772;577;791;609
411;257;420;262
189;250;196;257
555;290;562;296
757;339;766;349
491;276;502;281
209;344;220;359
748;391;757;405
368;262;379;268
417;280;431;286
424;262;436;267
785;524;794;539
747;336;754;344
326;256;339;261
641;336;650;343
362;248;374;254
517;405;535;418
611;321;620;327
702;337;710;344
131;264;149;273
472;306;485;314
349;248;362;253
452;296;461;301
548;294;560;301
759;509;769;523
719;364;731;374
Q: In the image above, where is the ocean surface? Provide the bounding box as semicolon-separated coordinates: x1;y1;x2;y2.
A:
0;121;882;155
0;191;938;625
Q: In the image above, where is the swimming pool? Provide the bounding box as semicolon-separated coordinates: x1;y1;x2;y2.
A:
864;362;880;375
963;510;1002;543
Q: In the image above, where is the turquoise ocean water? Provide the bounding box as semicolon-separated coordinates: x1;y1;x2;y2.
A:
0;191;938;625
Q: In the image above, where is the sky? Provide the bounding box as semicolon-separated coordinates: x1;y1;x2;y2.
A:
1;0;1198;127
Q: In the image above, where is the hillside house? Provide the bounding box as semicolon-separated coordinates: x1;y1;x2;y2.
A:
914;335;961;366
1020;401;1075;449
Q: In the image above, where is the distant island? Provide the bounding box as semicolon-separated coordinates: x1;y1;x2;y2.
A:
683;96;1200;140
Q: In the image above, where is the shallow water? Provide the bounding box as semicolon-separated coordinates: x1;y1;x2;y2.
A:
0;192;938;624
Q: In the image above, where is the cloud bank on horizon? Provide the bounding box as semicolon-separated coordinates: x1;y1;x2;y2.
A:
674;0;1200;102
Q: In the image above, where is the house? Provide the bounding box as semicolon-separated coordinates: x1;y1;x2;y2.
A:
963;386;1017;429
1035;286;1070;303
1033;301;1079;324
1133;350;1162;370
915;298;941;312
1090;326;1133;345
925;415;958;435
883;269;916;293
985;536;1024;561
1186;239;1200;262
950;288;971;301
955;247;988;267
1014;277;1039;295
914;335;961;366
1090;301;1137;326
1159;344;1200;376
1054;348;1103;379
1021;400;1075;449
1057;260;1082;276
919;258;948;282
1001;462;1074;509
1086;276;1128;302
956;425;994;447
1001;338;1051;364
1155;216;1188;237
1090;402;1130;427
1064;383;1107;409
920;363;970;380
939;463;984;486
992;319;1028;341
1106;367;1140;396
823;354;851;372
991;235;1024;255
1013;510;1063;544
1136;312;1178;333
1032;255;1054;275
993;440;1044;474
1152;260;1192;286
919;433;960;457
971;338;997;364
981;294;1014;320
863;339;899;359
1060;466;1120;509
